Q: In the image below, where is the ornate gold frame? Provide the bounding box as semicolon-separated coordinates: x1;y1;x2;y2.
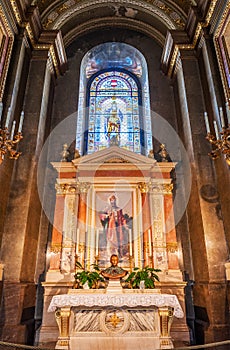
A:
0;4;14;101
214;3;230;102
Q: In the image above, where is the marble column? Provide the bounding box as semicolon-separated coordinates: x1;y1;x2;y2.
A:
138;182;152;267
0;23;67;342
176;47;229;342
163;185;179;270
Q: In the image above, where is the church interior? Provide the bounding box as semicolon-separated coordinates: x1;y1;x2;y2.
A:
0;0;230;349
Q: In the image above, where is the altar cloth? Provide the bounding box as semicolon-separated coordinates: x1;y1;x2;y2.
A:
48;293;184;318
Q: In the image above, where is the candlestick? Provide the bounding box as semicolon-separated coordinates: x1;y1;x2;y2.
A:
5;107;11;129
96;229;99;256
10;120;16;140
219;107;225;128
129;229;132;256
204;112;210;134
213;121;219;140
148;229;152;256
18;110;24;132
76;228;80;254
0;102;3;124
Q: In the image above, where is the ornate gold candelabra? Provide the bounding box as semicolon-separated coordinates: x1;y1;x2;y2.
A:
0;104;24;165
204;106;230;166
0;127;23;164
206;126;230;165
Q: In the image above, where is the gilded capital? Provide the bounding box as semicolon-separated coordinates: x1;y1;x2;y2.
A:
79;182;91;193
55;183;79;195
138;182;149;193
166;242;178;253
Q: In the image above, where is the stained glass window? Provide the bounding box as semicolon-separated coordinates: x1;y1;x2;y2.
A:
87;70;141;154
76;42;152;156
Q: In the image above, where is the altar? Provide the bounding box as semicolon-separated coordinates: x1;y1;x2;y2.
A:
48;291;184;350
38;146;189;348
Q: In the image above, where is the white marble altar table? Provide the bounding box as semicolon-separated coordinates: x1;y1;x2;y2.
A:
48;292;184;349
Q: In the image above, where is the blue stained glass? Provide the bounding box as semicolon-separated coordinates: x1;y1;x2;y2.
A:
76;43;153;156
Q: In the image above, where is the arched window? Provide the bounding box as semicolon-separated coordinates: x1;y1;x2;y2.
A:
76;42;152;156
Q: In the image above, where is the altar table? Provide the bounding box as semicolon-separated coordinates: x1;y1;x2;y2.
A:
48;292;184;350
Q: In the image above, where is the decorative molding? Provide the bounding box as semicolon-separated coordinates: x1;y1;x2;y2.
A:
41;0;184;31
213;2;230;102
0;4;15;101
63;16;165;47
162;0;219;77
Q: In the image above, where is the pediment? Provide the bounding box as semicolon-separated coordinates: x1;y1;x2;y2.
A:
72;146;156;167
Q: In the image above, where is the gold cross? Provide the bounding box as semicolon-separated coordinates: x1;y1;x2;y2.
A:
109;312;120;328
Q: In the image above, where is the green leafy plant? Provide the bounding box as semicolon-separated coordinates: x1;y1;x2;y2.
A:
125;266;161;289
74;261;105;289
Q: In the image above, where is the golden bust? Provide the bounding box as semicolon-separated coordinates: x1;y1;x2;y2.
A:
101;254;128;280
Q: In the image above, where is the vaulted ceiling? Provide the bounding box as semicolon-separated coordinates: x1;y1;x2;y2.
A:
27;0;205;47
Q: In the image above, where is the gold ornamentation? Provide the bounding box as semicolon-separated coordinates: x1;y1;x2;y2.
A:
0;129;23;164
158;306;174;338
163;183;173;194
50;243;62;253
55;183;79;194
168;0;218;77
206;126;230;165
55;307;71;347
109;312;121;328
78;243;85;253
10;0;22;25
0;5;14;101
166;242;178;253
138;182;149;193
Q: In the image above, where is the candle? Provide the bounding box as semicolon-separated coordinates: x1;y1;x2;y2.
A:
148;229;152;256
129;229;132;256
96;229;99;256
226;101;230;125
10;120;16;140
76;228;80;254
5;107;11;129
219;107;225;128
213;120;219;140
0;101;3;124
18;110;24;132
204;112;210;134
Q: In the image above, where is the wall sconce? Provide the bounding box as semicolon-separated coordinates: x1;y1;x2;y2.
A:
204;103;230;166
0;102;24;165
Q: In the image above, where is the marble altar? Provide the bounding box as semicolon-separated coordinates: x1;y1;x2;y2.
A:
48;292;184;350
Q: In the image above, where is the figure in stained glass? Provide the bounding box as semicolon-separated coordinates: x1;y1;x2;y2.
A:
106;97;123;143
